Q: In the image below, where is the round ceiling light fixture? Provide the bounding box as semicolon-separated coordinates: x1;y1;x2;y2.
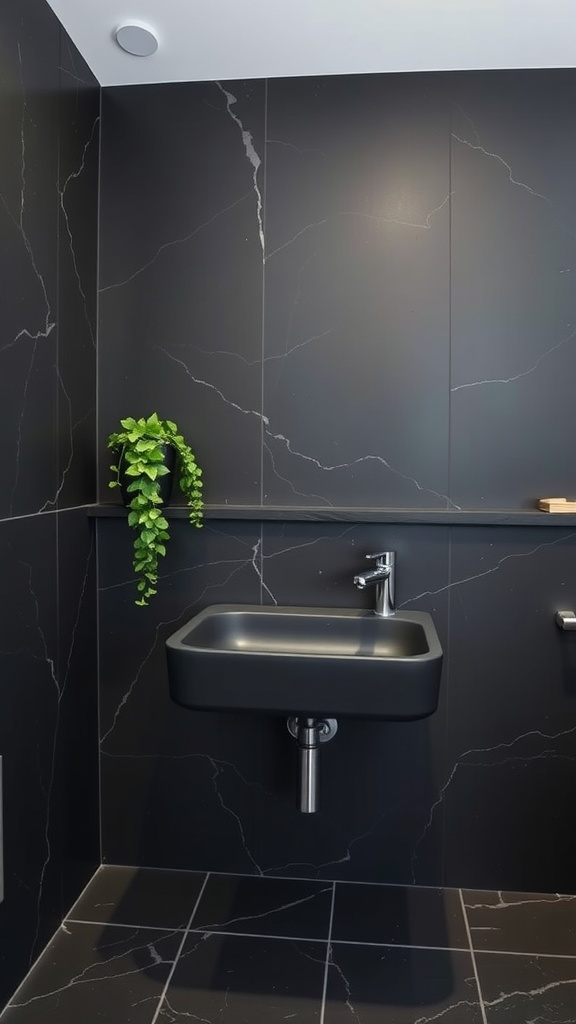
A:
115;22;159;57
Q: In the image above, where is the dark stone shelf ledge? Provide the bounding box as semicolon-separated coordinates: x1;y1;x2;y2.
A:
87;504;576;526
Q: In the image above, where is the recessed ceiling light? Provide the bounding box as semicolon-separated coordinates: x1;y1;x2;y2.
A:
115;22;159;57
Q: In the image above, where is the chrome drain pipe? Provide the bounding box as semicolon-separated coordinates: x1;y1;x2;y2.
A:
287;717;338;813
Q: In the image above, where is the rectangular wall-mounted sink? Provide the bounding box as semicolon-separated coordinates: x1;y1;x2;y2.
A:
166;604;443;721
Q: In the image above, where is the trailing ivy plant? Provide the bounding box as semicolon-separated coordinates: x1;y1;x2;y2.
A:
108;413;203;606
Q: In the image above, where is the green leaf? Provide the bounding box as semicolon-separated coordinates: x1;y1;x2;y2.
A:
143;465;158;480
141;530;155;544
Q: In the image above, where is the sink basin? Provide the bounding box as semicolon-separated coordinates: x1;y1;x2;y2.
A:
166;604;443;721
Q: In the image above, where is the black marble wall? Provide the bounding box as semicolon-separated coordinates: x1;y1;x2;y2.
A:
0;0;99;1006
98;72;576;893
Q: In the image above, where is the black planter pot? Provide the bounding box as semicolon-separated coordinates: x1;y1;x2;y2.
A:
118;443;177;508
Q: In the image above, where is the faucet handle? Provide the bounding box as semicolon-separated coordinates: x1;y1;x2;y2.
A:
366;550;395;564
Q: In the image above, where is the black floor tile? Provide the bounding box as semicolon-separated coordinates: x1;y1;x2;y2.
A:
0;922;183;1023
67;866;207;929
159;932;325;1022
191;875;333;939
475;950;576;1023
324;943;484;1023
331;882;469;949
463;889;576;955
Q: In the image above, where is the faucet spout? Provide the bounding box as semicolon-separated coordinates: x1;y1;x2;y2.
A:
353;551;396;617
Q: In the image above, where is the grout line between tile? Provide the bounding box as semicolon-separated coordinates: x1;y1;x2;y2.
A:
101;862;467;891
65;918;186;932
150;873;211;1024
459;888;488;1024
319;882;336;1024
59;918;576;958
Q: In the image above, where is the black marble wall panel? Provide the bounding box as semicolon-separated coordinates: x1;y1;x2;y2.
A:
98;82;265;505
57;37;100;508
439;526;576;893
0;0;59;519
57;511;99;911
263;76;451;508
97;70;576;895
0;0;100;1009
0;517;59;1007
449;72;576;508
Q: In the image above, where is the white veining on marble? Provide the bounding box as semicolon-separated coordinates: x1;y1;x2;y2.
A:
207;757;264;876
250;536;277;603
156;345;456;508
452;133;551;205
265;427;456;508
100;557;252;744
265;195;452;262
197;884;331;932
484;976;576;1007
216;83;264;258
412;1001;484;1024
265;813;386;879
400;531;576;609
36;376;94;514
102;749;279;872
263;443;334;507
159;998;214;1022
464;892;576;911
327;947;362;1024
451;326;576;392
411;722;576;884
99;553;253;593
59;114;100;346
9;930;177;1009
193;327;335;367
99;192;252;293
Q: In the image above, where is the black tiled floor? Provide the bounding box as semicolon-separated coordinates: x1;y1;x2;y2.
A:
0;922;183;1023
68;865;207;929
2;870;576;1022
324;944;484;1023
161;932;326;1022
191;874;334;939
331;882;469;948
463;889;576;955
476;950;576;1023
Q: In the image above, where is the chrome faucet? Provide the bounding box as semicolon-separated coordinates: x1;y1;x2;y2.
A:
354;551;395;617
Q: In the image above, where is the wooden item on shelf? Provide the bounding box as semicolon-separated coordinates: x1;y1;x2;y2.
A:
537;497;576;512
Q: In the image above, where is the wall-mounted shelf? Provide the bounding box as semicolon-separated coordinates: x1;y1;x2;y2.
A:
87;505;576;526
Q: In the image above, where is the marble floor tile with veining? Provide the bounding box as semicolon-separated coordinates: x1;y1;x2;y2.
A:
1;869;575;1022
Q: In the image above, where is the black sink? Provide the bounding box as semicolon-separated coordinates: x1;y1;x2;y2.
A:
166;604;443;720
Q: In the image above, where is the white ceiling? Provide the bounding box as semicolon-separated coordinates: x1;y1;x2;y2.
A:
46;0;576;87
